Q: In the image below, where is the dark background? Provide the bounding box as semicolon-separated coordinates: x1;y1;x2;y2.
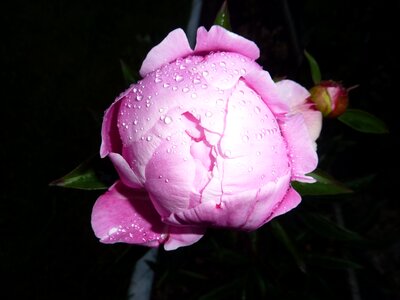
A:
2;0;399;299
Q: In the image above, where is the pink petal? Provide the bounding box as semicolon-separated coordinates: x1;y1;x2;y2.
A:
194;26;260;60
276;80;322;142
166;173;292;231
276;80;310;109
108;153;143;189
100;98;123;158
164;226;205;251
265;187;301;222
91;181;167;247
139;29;193;77
278;114;318;183
243;70;289;115
300;108;323;143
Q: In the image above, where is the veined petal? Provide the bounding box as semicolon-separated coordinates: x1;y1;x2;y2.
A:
91;181;167;247
194;25;260;60
139;29;193;77
265;187;301;222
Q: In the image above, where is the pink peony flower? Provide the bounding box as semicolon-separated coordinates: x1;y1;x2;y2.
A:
91;26;322;250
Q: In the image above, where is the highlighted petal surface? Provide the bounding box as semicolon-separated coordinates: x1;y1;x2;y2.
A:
140;29;193;77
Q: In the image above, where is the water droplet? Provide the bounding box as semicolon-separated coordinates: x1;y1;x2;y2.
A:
201;84;208;89
239;90;245;95
254;106;261;114
185;58;192;64
182;87;190;93
154;77;162;83
166;136;171;141
174;75;183;82
256;133;264;140
158;175;163;179
202;71;209;77
256;151;261;156
219;61;226;67
146;136;152;141
136;95;143;101
193;78;201;84
179;65;186;70
205;111;213;117
242;135;249;142
240;68;246;75
191;93;197;99
164;178;169;183
163;83;170;88
159;108;164;113
164;116;172;124
261;175;265;180
172;86;178;91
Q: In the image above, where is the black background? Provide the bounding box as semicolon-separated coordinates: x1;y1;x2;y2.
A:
2;0;399;299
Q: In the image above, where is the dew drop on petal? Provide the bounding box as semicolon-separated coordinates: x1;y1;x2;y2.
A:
191;93;197;99
254;106;261;114
182;87;190;93
146;136;152;141
165;178;169;183
205;111;213;117
154;77;162;83
163;83;170;88
202;71;209;77
136;95;143;101
201;84;208;89
164;116;172;124
219;61;226;67
175;75;184;82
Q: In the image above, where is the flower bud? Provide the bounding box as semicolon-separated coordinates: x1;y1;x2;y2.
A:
308;80;348;118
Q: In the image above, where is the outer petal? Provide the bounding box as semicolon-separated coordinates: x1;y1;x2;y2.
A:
276;80;322;142
265;187;301;222
164;226;205;251
139;29;193;77
100;98;123;158
279;114;318;183
91;181;167;247
108;152;143;189
243;70;289;115
194;26;260;60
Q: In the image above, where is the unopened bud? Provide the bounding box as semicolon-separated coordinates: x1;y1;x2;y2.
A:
308;80;348;118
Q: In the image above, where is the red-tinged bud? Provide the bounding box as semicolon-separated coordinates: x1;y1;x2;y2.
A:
308;80;349;118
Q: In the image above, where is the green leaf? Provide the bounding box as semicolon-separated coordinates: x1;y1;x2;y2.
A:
50;155;114;190
300;212;366;242
292;169;353;196
338;109;388;134
271;221;306;272
214;0;232;30
306;254;363;270
120;59;137;85
304;50;322;84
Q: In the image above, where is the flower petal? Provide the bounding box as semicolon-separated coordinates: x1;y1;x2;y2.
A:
139;29;193;77
91;181;167;247
108;152;143;188
164;226;205;251
276;79;322;142
243;70;289;115
100;98;123;158
195;26;260;60
279;114;318;183
265;187;301;222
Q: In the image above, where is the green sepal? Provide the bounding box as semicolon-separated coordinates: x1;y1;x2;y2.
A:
292;169;353;196
338;108;388;134
214;1;232;30
50;155;115;190
304;50;322;85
